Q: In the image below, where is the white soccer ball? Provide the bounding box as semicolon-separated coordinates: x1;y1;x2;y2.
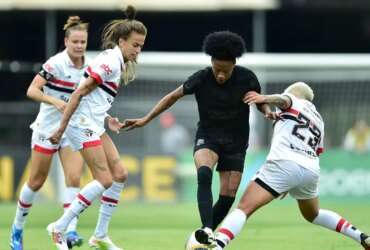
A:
185;231;209;250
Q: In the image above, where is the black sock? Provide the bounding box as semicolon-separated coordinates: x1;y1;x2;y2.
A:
212;195;235;230
197;166;213;229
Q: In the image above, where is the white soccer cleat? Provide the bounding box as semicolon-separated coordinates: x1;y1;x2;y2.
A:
46;222;69;250
88;235;123;250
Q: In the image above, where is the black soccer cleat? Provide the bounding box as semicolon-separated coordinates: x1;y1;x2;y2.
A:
361;233;370;250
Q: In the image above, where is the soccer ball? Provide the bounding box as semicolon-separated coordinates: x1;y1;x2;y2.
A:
185;231;209;250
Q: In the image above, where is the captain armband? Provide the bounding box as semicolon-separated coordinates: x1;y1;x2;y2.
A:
38;68;54;81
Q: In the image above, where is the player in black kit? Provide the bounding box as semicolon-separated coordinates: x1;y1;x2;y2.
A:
121;31;276;247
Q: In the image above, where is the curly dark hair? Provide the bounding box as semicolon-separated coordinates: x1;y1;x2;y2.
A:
202;31;246;61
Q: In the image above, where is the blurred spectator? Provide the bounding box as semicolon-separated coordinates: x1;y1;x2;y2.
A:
159;112;190;156
343;119;370;153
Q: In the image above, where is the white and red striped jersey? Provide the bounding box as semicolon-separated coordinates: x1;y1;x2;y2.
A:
69;46;125;134
267;93;325;174
30;49;89;137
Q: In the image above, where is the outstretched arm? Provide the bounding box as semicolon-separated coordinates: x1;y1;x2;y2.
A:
122;85;185;130
244;91;291;110
49;77;98;144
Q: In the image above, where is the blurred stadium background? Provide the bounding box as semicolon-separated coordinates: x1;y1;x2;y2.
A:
0;0;370;249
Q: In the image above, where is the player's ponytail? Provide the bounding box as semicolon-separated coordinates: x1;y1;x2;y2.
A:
101;5;147;85
101;5;147;50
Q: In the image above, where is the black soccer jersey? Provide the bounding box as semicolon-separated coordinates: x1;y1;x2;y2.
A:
183;65;261;139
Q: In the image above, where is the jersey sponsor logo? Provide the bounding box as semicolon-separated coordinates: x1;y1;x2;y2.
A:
100;64;112;75
289;143;317;157
196;138;205;146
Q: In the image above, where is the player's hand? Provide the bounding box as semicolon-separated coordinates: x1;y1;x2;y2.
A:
54;99;67;113
264;111;280;121
48;129;63;144
121;118;148;131
243;91;266;105
107;117;124;134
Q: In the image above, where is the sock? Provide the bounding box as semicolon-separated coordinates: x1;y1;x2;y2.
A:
197;166;213;229
217;209;247;247
312;209;363;243
64;187;80;233
212;195;235;230
55;180;105;232
13;184;37;230
94;181;125;238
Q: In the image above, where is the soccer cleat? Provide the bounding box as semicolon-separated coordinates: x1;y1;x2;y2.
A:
10;225;23;250
194;227;217;248
66;231;83;249
361;233;370;250
46;222;69;250
88;235;123;250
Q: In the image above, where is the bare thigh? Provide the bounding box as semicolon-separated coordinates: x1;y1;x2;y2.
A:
27;150;54;191
80;145;112;188
237;180;275;217
59;146;84;187
100;133;127;182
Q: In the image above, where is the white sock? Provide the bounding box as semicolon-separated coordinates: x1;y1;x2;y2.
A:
313;209;363;243
64;187;80;233
217;209;247;247
94;181;125;238
55;180;105;232
13;184;37;230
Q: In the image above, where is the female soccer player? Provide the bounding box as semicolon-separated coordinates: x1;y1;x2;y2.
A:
121;31;276;247
215;82;370;250
47;5;147;250
10;16;88;250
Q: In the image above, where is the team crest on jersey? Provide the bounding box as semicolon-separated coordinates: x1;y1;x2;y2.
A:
196;138;205;146
100;64;112;75
83;129;94;137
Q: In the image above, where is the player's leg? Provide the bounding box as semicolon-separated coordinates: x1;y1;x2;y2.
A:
215;179;276;249
212;171;240;230
47;128;112;250
89;132;127;250
212;147;245;230
216;160;294;249
193;144;219;245
59;145;84;248
11;132;55;250
298;198;370;249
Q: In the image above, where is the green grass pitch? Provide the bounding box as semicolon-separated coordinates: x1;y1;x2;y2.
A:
1;200;369;249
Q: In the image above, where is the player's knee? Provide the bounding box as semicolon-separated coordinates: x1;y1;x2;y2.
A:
111;164;128;182
197;166;213;186
99;177;113;189
27;175;47;191
302;210;318;222
65;174;81;187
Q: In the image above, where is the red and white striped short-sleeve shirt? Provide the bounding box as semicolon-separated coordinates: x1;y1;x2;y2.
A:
267;93;325;174
30;49;89;137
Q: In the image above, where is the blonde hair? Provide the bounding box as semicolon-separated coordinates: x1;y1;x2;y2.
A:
285;81;314;101
63;16;89;37
101;5;147;85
